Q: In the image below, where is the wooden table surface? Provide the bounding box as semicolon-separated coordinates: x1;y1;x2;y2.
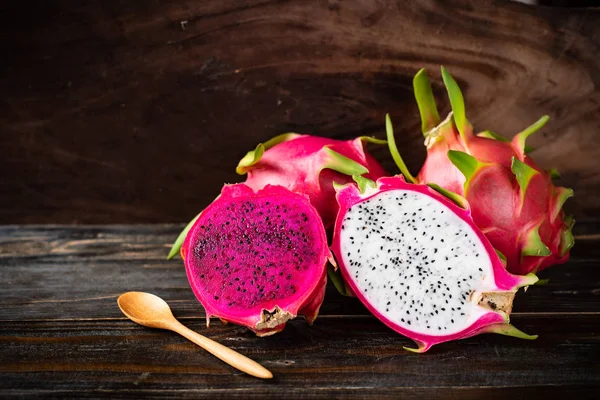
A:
1;223;598;398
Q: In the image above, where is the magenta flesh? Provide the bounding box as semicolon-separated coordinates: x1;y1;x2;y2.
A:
182;184;329;336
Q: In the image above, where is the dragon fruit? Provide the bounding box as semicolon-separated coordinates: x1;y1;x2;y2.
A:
389;67;574;275
331;172;538;353
236;134;388;229
174;183;331;336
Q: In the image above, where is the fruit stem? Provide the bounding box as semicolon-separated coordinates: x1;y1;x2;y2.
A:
254;306;293;331
476;291;516;315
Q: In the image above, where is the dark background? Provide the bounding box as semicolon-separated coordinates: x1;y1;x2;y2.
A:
1;0;599;224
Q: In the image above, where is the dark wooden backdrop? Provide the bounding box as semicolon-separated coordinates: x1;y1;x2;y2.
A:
1;0;599;224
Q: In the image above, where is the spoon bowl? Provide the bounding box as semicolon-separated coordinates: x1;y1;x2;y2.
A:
117;291;273;379
118;291;175;329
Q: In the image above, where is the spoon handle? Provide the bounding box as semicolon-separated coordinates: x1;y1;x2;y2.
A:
168;320;273;379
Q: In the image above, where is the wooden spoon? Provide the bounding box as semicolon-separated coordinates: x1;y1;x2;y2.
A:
117;291;273;379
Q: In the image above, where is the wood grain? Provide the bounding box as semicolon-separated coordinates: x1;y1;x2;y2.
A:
1;224;599;321
1;225;599;398
0;0;598;224
1;315;599;398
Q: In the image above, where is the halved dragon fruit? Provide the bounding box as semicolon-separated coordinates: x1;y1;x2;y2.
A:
236;134;388;229
178;183;331;336
398;67;575;275
331;173;538;352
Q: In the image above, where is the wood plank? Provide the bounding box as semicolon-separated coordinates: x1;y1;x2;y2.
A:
1;225;599;396
0;315;598;397
0;0;598;224
1;225;599;321
1;387;599;400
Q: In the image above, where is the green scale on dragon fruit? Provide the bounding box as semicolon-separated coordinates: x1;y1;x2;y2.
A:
331;170;538;353
169;184;332;336
391;66;574;275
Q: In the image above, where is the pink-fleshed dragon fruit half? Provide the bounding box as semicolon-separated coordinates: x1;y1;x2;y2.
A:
331;173;538;353
175;183;331;336
387;67;574;275
236;134;388;230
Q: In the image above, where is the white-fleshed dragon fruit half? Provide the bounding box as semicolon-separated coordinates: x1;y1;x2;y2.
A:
331;147;538;352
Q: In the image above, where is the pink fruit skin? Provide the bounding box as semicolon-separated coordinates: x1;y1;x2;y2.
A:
243;135;388;229
331;176;535;352
181;183;330;336
418;124;571;275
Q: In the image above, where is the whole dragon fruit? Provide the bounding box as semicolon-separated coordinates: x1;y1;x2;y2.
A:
331;173;538;352
236;134;388;229
174;183;331;336
388;67;574;275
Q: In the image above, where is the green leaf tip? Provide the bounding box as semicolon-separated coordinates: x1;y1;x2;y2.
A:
403;340;429;353
548;168;561;179
236;143;264;175
236;133;298;174
511;157;541;208
488;324;538;340
520;272;540;287
447;150;487;189
402;346;424;354
441;66;467;140
551;187;574;222
332;181;347;192
521;223;551;258
495;249;508;267
359;136;387;145
560;215;575;256
413;68;441;135
385;114;416;183
478;129;534;152
322;147;369;177
477;130;510;142
353;175;376;194
327;264;353;297
167;213;201;260
262;132;298;149
513;115;550;155
427;183;468;209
